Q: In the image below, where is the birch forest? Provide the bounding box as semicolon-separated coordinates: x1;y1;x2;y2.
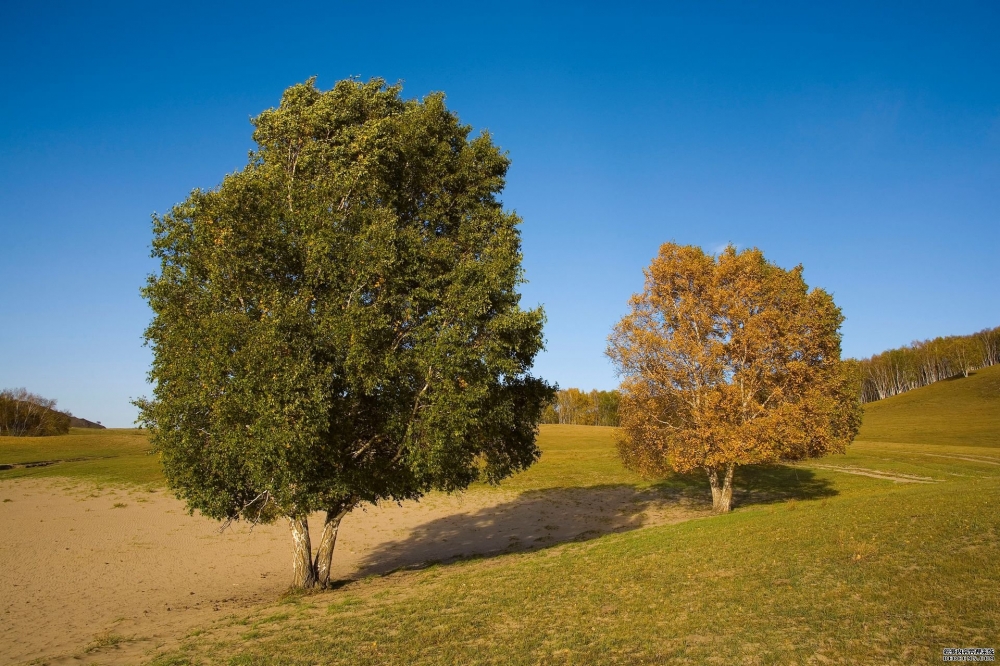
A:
540;388;621;426
857;326;1000;403
0;388;71;436
548;325;999;426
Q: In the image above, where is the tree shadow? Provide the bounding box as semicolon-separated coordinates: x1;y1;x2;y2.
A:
348;484;709;580
942;372;974;382
646;463;838;508
732;464;839;506
343;465;835;582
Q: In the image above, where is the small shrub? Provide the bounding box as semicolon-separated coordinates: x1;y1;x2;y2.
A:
86;631;126;652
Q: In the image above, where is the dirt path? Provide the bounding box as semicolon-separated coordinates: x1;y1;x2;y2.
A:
802;464;938;483
913;452;1000;466
0;479;706;665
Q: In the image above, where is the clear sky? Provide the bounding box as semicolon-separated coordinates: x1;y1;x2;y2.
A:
1;1;997;426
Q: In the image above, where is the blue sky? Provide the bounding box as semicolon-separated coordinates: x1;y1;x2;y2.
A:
1;1;997;426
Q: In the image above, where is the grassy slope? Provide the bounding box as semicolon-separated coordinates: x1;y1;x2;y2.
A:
0;428;162;486
487;425;646;491
858;363;1000;447
143;376;1000;666
154;477;998;666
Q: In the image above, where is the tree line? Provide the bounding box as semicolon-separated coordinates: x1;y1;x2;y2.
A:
0;388;71;436
856;326;1000;403
540;388;621;426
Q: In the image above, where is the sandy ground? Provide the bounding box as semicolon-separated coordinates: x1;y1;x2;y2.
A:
0;479;707;665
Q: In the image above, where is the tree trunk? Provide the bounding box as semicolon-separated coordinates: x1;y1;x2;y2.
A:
313;503;353;587
706;464;736;513
289;515;317;588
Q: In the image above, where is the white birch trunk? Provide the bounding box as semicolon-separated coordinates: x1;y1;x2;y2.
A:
314;504;352;587
289;515;317;588
706;463;735;513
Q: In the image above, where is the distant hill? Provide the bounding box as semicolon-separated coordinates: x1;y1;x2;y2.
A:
68;416;105;429
857;363;1000;448
0;389;70;436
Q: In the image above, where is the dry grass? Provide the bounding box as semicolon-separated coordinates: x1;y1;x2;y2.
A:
147;462;1000;664
85;630;129;652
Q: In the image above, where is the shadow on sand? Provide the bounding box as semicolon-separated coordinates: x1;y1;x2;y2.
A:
340;465;836;583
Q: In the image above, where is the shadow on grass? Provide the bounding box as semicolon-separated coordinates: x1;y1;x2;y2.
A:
647;464;837;507
345;465;835;582
942;372;974;382
732;464;839;506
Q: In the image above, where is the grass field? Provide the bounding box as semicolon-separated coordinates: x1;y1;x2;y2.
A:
147;370;998;665
138;437;998;665
3;369;998;664
0;427;161;486
858;363;1000;447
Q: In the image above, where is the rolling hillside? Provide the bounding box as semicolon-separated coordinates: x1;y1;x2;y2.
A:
858;363;1000;447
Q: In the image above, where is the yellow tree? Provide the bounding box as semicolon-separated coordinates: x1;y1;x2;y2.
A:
607;243;861;512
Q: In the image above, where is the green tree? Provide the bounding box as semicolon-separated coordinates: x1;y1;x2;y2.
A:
595;390;621;426
607;243;861;512
137;78;553;587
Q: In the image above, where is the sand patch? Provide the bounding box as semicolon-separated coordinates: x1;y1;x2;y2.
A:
0;479;706;664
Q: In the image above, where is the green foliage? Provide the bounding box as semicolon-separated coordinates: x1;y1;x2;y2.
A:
137;78;553;525
0;388;71;437
539;389;620;426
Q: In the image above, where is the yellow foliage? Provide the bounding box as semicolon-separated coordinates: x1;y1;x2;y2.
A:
607;243;861;509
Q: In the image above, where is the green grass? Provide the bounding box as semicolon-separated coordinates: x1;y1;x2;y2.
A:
143;371;1000;666
149;445;1000;665
0;428;163;486
489;424;648;491
858;363;1000;447
0;424;645;495
502;425;839;506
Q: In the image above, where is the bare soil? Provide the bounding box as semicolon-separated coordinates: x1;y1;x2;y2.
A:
0;479;707;665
